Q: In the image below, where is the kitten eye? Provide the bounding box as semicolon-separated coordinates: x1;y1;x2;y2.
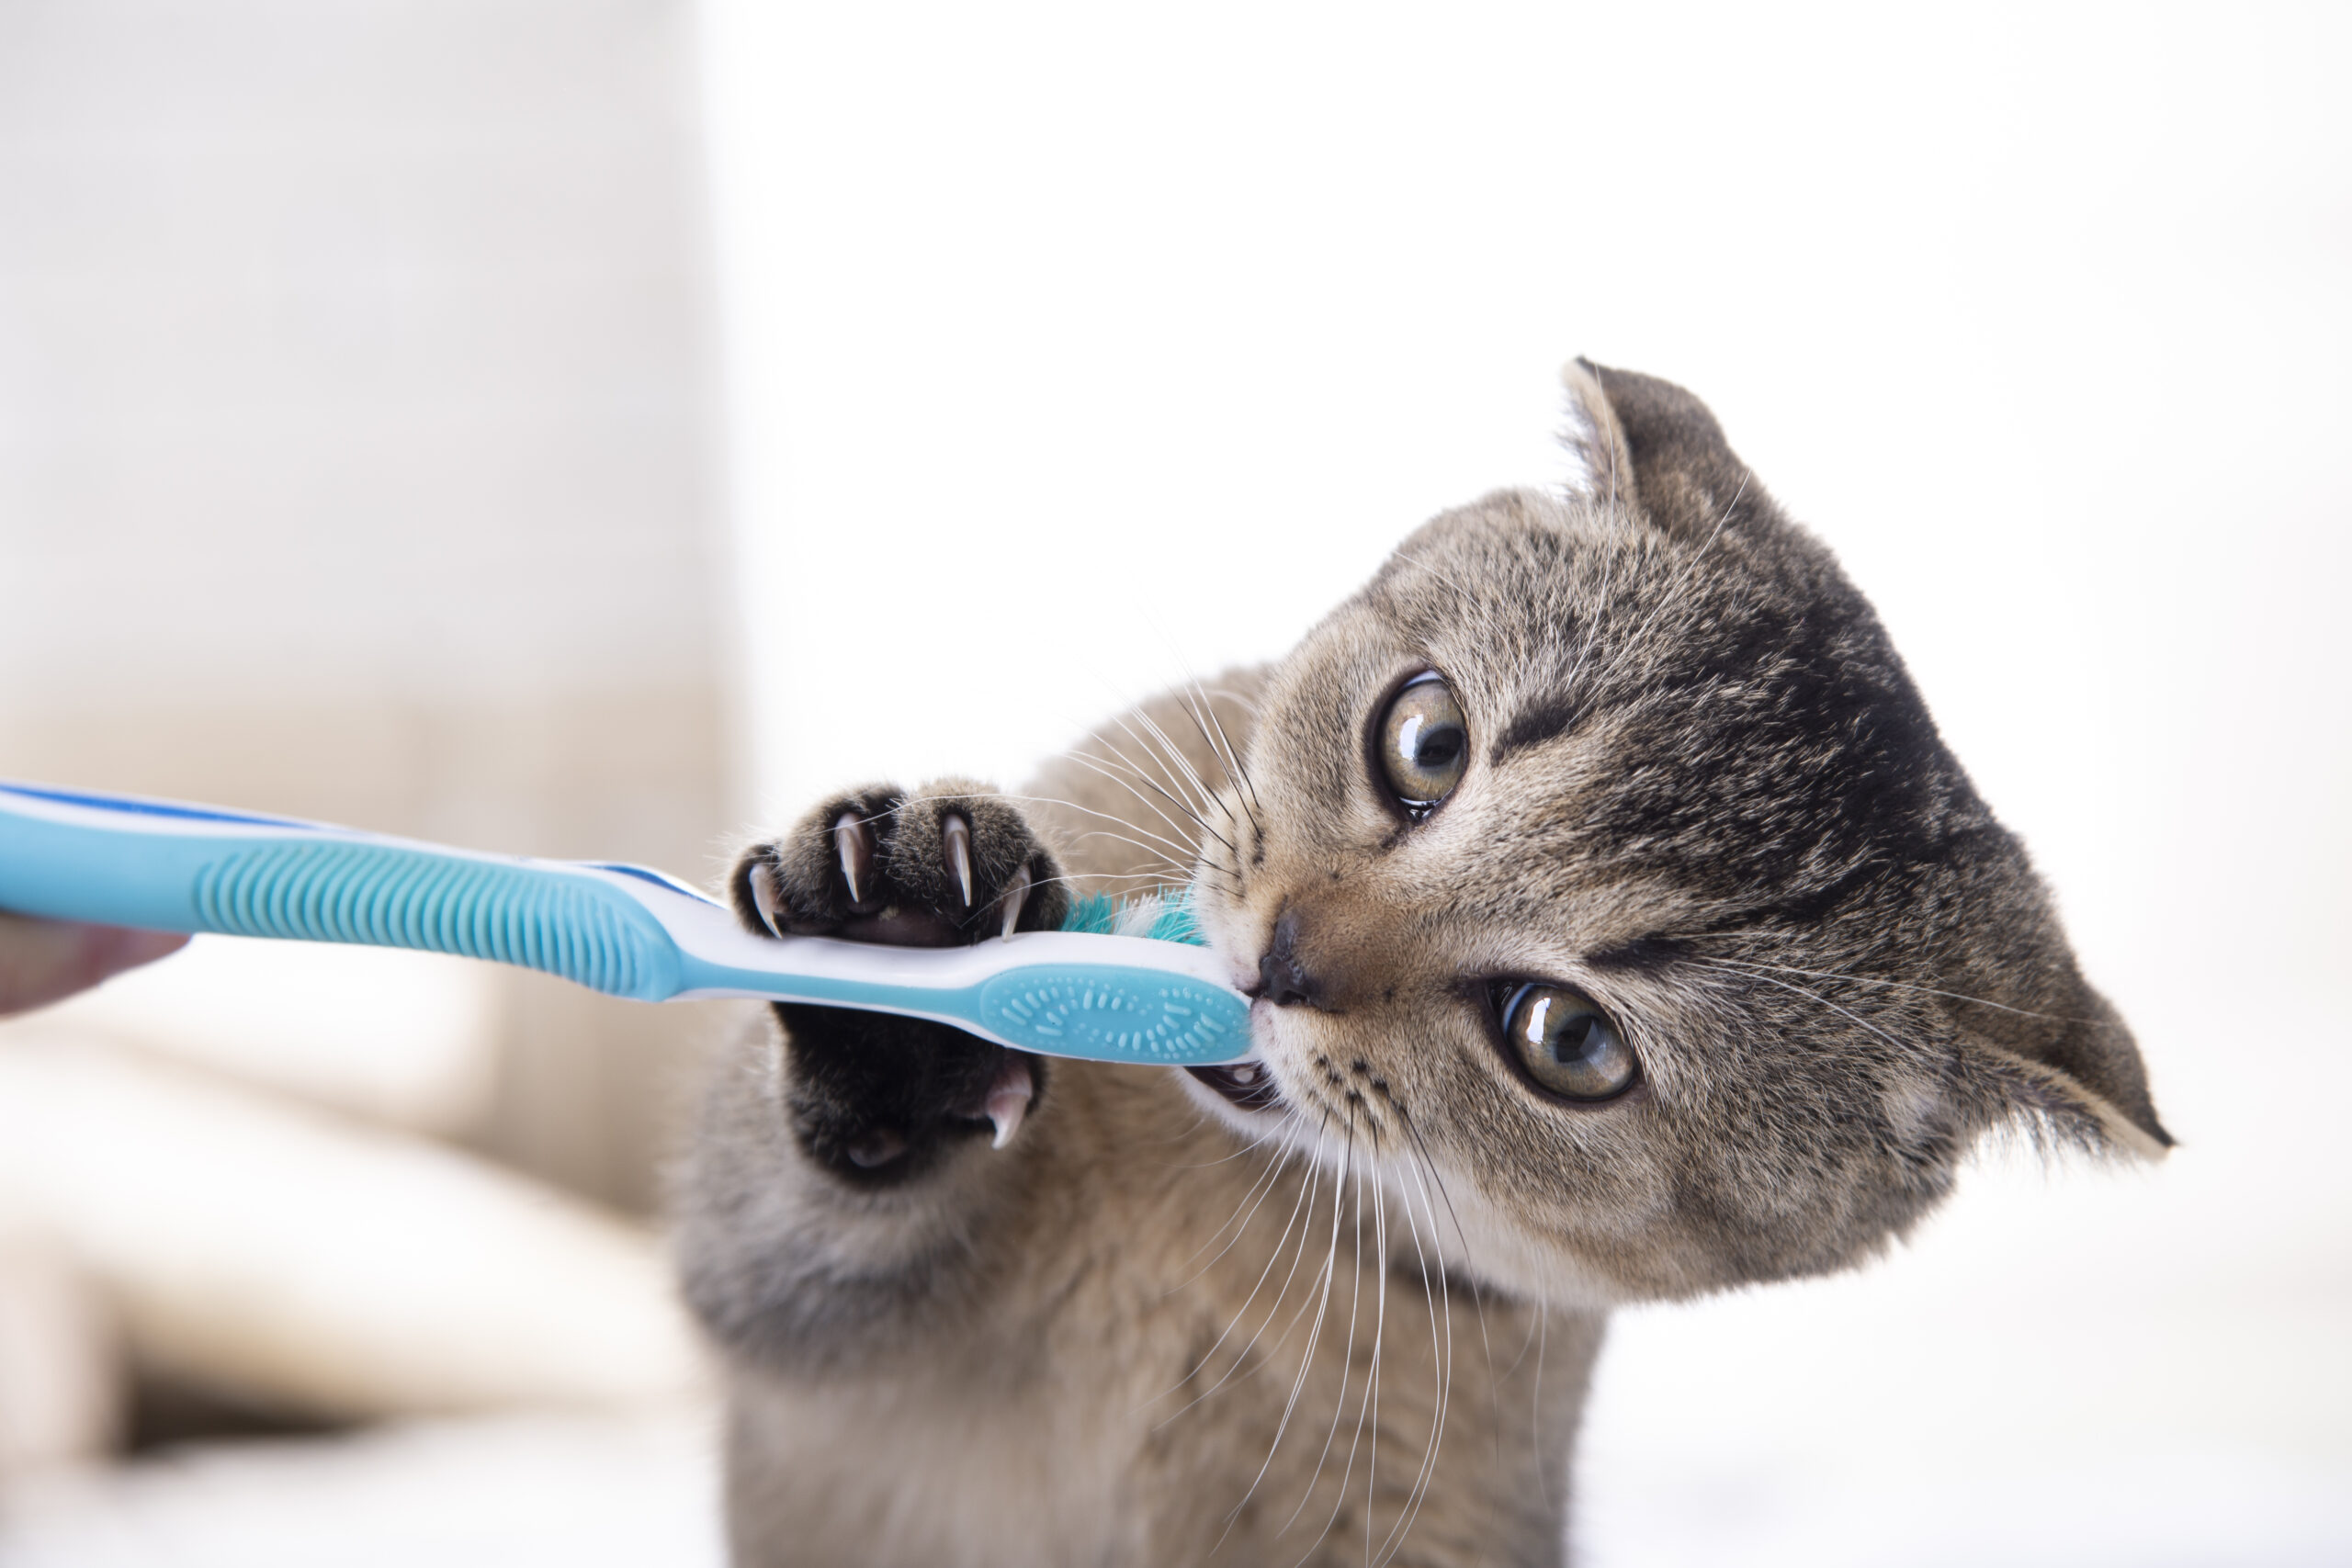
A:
1499;983;1637;1101
1375;671;1468;813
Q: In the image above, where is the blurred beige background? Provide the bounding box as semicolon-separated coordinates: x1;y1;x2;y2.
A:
0;0;734;1210
2;1;733;1559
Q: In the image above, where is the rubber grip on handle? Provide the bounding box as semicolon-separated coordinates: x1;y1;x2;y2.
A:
0;795;681;1001
191;840;680;1000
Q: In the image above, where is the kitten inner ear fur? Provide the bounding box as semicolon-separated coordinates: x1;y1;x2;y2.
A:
1558;357;1641;509
1562;357;1770;540
1962;1034;2173;1160
1955;960;2172;1156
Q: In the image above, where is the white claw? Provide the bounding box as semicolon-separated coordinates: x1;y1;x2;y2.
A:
986;1057;1035;1149
998;864;1031;942
749;862;785;938
943;815;975;908
833;812;866;906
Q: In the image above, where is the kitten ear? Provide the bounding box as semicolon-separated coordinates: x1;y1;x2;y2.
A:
1557;358;1640;508
1563;358;1775;541
1956;988;2173;1160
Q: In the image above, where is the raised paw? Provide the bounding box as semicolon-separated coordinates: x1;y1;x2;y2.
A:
726;782;1069;1181
729;781;1069;948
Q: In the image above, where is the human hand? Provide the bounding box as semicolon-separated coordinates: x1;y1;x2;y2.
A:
0;912;188;1017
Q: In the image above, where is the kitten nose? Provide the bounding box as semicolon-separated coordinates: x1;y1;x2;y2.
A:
1257;908;1328;1010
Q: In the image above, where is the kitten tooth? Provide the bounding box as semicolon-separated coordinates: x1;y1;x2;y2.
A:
749;862;785;938
833;812;869;907
986;1057;1035;1149
943;815;975;908
998;864;1032;942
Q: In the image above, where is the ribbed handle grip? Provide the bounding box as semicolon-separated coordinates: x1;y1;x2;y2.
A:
190;840;677;999
0;784;681;1001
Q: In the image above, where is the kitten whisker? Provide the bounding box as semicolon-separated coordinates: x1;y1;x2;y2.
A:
1135;1095;1217;1156
1064;831;1234;886
1159;1117;1292;1172
1376;1138;1454;1567
1689;959;1923;1061
1119;701;1230;827
1169;1137;1298;1286
1498;1294;1546;1380
1391;1106;1495;1438
1069;741;1245;867
1528;1302;1551;1519
1193;682;1265;831
1222;1111;1347;1538
982;790;1206;863
1116;626;1265;839
1361;1145;1391;1567
1174;696;1260;847
1283;1114;1369;1550
1699;953;2119;1028
1020;870;1184;897
1174;671;1266;837
999;784;1205;878
1062;747;1224;853
1064;736;1207;826
1099;703;1226;823
1202;1148;1335;1559
1148;1148;1324;1428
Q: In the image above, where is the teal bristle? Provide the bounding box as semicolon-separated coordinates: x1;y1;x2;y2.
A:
1057;890;1205;947
1144;896;1204;945
1057;891;1124;936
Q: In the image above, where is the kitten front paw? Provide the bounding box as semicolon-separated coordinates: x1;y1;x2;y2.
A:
729;782;1068;947
727;782;1069;1181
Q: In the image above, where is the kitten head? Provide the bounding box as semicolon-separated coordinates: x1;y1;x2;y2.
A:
1183;361;2165;1306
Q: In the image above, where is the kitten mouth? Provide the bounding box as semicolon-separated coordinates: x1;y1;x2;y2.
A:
1186;1059;1284;1112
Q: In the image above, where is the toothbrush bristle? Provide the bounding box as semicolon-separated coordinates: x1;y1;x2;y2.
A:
1057;891;1205;946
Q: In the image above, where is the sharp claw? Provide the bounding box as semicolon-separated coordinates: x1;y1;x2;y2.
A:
834;811;871;908
749;861;785;938
943;815;975;908
986;1056;1035;1149
998;863;1032;942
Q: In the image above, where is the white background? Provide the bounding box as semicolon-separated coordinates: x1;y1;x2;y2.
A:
699;4;2351;1563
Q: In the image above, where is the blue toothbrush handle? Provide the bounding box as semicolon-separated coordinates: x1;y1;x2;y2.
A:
0;782;687;1001
0;780;1255;1066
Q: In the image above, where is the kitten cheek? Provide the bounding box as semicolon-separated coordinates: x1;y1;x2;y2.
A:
1240;1000;1312;1066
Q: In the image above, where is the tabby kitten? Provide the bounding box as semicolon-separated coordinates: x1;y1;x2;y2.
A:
675;362;2165;1567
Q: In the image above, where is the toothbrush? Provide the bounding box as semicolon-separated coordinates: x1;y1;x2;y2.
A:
0;781;1250;1067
